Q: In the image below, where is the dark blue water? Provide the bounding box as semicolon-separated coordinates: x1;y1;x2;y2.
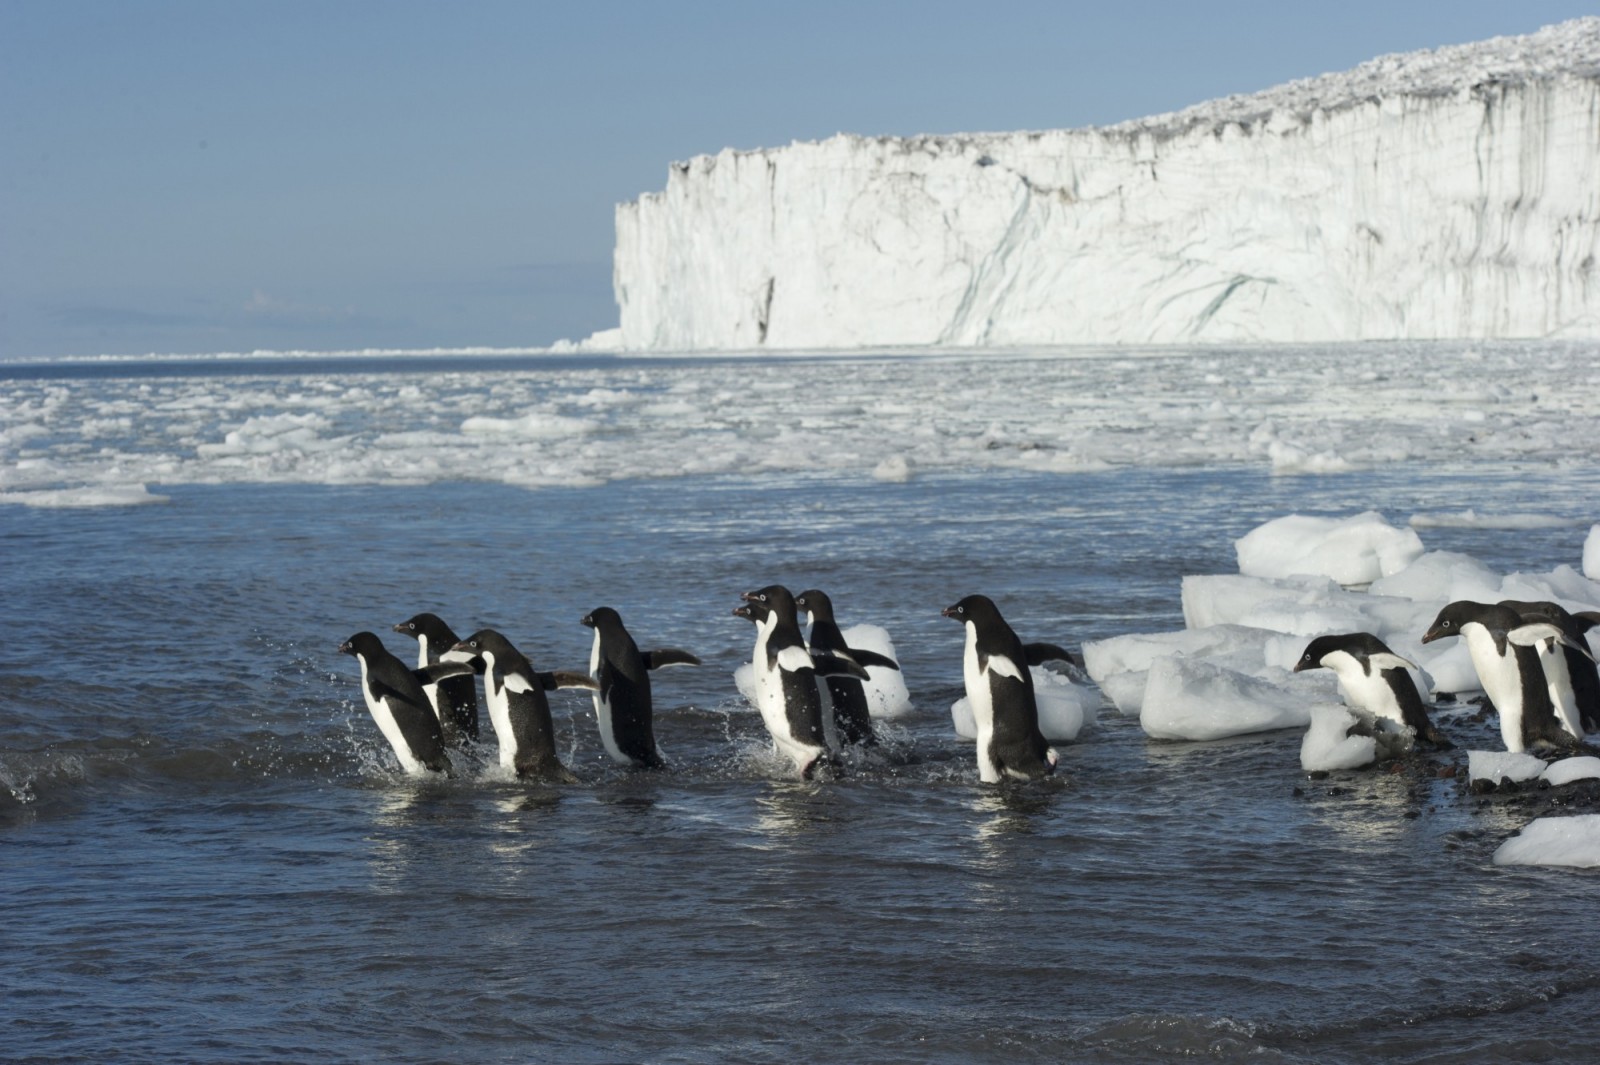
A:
4;464;1599;1063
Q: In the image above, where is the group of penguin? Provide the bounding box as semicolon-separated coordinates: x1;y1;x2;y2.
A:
1298;599;1600;755
339;586;1600;787
338;585;1078;784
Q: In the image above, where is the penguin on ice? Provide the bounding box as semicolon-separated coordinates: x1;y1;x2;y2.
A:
449;629;597;783
337;631;477;775
941;594;1061;783
794;588;900;748
1502;600;1600;735
1294;632;1451;749
392;612;480;745
1421;601;1584;753
734;584;869;780
580;606;700;769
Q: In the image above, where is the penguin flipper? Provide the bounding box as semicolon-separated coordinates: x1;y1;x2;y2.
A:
413;661;477;686
1509;623;1594;659
812;654;871;680
1023;643;1084;669
643;648;701;670
539;670;601;691
845;647;901;671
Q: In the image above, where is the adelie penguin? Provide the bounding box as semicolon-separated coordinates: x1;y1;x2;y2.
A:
392;612;480;746
449;629;597;783
1502;600;1600;736
338;631;477;776
1294;632;1451;749
734;584;869;780
941;594;1063;783
1421;601;1586;753
794;588;901;748
581;606;701;769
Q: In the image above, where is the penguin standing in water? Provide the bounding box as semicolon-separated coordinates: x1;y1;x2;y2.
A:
581;606;700;769
1503;600;1600;735
735;584;869;780
337;631;477;776
449;629;597;783
1422;601;1585;753
794;588;900;748
1294;632;1451;748
392;612;480;745
941;595;1059;783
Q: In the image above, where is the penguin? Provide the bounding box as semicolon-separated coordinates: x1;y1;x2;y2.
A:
392;612;480;745
449;629;597;783
337;631;476;775
1421;601;1583;753
1293;632;1451;748
580;606;700;769
941;594;1059;783
734;584;868;780
793;588;901;748
1502;600;1600;735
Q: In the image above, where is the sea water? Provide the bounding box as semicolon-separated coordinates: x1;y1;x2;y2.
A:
3;349;1599;1063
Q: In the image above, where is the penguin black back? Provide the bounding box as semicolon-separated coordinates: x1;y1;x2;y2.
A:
393;611;480;743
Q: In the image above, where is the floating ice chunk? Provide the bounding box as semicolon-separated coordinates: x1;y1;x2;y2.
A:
1541;756;1600;787
1412;640;1479;695
950;667;1098;743
1082;624;1278;680
1467;750;1547;785
1235;511;1423;585
1300;705;1378;772
1266;440;1355;474
1139;657;1310;741
1409;510;1580;530
1099;671;1149;715
1586;525;1600;581
840;623;912;718
460;412;596;438
0;484;169;508
1497;566;1600;612
871;455;913;482
1181;573;1337;630
1367;551;1502;604
1493;815;1600;868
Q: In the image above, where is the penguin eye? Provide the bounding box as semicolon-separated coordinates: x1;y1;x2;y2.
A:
759;594;768;602
1442;620;1451;628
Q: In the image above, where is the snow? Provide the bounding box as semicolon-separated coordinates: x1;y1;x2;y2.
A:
613;20;1600;351
1493;815;1600;868
1299;705;1378;773
1587;524;1600;579
1235;511;1423;585
1543;756;1600;787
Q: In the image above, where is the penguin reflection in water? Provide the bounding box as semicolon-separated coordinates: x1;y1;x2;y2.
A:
581;606;701;769
450;629;598;783
942;594;1077;783
338;631;479;776
734;585;871;780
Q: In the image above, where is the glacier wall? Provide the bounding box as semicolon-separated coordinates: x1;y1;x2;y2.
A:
613;22;1600;350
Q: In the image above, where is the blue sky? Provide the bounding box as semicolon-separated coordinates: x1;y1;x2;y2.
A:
2;1;1594;359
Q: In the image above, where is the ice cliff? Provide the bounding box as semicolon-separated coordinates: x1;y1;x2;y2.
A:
612;19;1600;350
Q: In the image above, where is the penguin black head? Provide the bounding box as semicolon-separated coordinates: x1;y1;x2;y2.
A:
942;594;1002;626
392;612;460;645
338;631;387;658
582;606;624;630
449;628;519;660
733;601;770;625
1422;600;1501;643
1294;632;1389;672
742;584;795;610
794;589;835;622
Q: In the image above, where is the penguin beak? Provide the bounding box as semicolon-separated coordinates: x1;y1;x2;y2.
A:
740;591;759;602
390;622;408;634
733;605;753;619
580;614;595;628
1292;659;1310;673
940;605;960;620
1419;627;1443;644
337;639;355;655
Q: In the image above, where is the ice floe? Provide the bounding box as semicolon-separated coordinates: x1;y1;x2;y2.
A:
1493;814;1600;868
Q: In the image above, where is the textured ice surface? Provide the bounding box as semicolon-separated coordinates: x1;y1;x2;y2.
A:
1493;814;1600;868
1235;511;1423;585
613;21;1600;350
1140;657;1312;741
4;343;1599;502
1300;705;1379;772
1468;750;1549;784
1543;756;1600;787
1587;524;1600;579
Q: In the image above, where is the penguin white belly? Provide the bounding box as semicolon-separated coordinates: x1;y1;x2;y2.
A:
1532;641;1584;739
413;635;445;723
588;632;629;764
478;653;520;770
1463;626;1526;752
1322;651;1406;726
963;631;1002;784
750;631;823;771
358;660;428;775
